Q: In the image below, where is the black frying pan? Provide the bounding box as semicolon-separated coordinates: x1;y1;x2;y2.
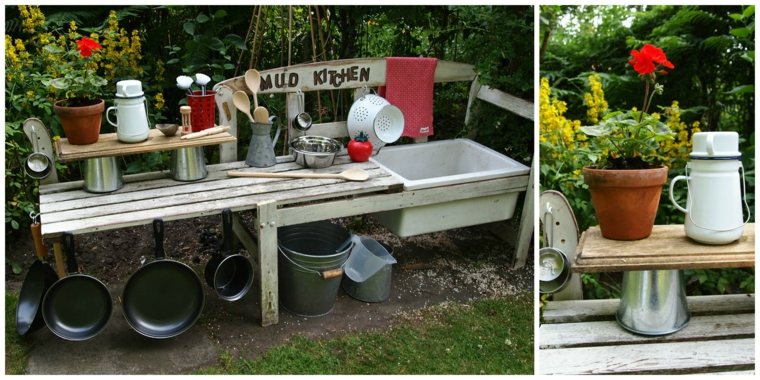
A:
204;209;253;301
41;232;112;341
121;219;205;339
16;221;59;336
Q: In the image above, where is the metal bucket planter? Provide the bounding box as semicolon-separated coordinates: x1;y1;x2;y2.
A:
278;221;352;317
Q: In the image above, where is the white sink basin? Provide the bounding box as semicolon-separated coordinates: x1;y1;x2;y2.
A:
370;139;530;237
370;138;530;190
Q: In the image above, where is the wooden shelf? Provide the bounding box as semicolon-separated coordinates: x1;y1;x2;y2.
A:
573;224;755;273
54;127;236;162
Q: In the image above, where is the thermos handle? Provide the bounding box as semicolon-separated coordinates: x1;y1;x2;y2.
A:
669;175;689;213
106;106;118;129
706;133;715;156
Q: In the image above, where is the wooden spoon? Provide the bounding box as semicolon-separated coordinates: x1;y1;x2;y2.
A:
253;106;270;124
245;69;270;123
232;91;254;122
227;167;370;182
244;69;261;109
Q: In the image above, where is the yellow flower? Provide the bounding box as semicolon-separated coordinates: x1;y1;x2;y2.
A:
154;93;165;110
583;74;608;124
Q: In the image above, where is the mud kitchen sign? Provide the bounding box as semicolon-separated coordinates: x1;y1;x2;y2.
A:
260;65;372;90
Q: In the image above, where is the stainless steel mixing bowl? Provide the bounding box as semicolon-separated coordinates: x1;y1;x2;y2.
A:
289;136;342;169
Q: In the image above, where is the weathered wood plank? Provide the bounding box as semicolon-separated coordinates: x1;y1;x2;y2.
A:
277;175;529;227
540;313;755;349
216;58;476;94
40;162;381;216
539;338;755;375
40;174;401;237
512;158;534;268
256;200;278;326
542;294;755;324
574;224;755;272
54;128;236;162
476;85;534;121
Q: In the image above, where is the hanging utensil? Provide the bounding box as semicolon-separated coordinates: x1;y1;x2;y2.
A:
232;91;255;123
24;125;52;180
228;167;370;182
195;73;211;96
121;219;205;339
16;213;59;336
204;209;254;301
292;89;312;131
42;233;113;341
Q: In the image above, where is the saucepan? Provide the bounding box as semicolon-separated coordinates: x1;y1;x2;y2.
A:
204;209;254;301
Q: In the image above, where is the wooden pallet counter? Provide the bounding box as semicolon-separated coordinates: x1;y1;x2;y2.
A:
54;127;236;162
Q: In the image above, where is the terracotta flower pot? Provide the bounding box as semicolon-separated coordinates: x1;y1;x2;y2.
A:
54;99;105;145
583;166;669;240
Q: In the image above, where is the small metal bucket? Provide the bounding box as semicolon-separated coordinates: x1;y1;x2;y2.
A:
616;270;691;336
170;146;207;181
342;236;396;303
83;157;123;193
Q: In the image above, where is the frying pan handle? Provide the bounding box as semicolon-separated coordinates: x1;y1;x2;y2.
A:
221;209;233;257
30;222;47;261
62;232;78;274
153;219;166;260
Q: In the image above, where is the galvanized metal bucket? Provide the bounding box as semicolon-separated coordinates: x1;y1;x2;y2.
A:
83;157;123;193
170;146;207;182
342;236;396;303
616;269;691;336
278;221;352;317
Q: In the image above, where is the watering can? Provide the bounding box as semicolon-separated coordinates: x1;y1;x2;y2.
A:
669;132;750;245
245;115;281;167
107;80;150;143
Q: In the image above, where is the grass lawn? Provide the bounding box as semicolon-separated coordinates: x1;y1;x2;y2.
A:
197;294;534;375
5;293;533;374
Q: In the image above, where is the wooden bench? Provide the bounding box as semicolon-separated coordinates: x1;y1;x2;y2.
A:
34;58;534;327
539;224;755;375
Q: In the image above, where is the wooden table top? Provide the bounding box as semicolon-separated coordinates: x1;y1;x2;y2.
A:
54;128;236;162
573;224;755;272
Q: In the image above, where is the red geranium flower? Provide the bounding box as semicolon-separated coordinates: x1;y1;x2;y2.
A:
628;43;674;75
76;37;102;58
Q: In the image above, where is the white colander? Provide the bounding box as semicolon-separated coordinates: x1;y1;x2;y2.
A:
347;94;404;150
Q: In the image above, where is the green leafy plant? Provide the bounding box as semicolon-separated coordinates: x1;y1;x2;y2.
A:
580;44;675;169
41;37;108;105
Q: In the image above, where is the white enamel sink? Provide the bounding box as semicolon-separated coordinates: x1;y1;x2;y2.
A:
369;139;530;237
370;138;529;190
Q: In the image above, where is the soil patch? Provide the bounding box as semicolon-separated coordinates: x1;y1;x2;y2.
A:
6;215;533;374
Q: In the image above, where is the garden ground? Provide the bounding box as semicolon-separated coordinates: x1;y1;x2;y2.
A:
5;214;533;375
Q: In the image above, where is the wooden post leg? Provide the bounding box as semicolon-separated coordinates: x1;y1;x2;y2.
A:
512;158;535;268
256;200;279;326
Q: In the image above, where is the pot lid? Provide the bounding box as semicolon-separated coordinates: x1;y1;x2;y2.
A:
690;132;741;158
115;80;144;98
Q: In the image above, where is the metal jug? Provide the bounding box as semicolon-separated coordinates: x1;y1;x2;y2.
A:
107;80;150;143
245;115;281;168
616;270;690;336
669;132;750;244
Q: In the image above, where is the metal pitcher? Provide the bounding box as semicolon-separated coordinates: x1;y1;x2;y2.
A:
245;116;281;168
616;269;690;336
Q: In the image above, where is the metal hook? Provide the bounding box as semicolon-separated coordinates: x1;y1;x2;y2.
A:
29;211;40;224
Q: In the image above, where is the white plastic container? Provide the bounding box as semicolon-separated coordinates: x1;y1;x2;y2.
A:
370;139;530;237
